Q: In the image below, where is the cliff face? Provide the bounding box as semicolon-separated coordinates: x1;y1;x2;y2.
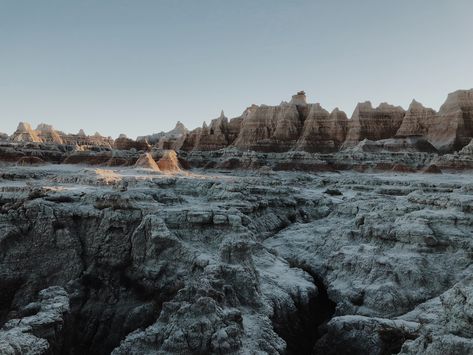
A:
343;102;405;147
427;89;473;152
396;100;437;138
233;103;303;152
296;105;348;152
3;89;473;159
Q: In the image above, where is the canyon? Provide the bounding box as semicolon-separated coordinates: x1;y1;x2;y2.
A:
1;89;473;355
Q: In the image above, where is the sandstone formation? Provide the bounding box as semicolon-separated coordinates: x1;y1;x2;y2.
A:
138;121;188;150
296;105;348;152
343;102;405;147
396;100;437;138
35;123;64;144
134;152;160;171
156;150;181;172
114;134;149;151
427;89;473;152
10;122;42;142
232;102;304;152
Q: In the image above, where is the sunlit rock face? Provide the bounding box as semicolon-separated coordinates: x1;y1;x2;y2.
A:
10;122;42;143
427;89;473;152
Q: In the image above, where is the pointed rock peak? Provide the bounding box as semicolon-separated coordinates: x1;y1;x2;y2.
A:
219;110;225;119
36;123;55;132
93;132;102;137
202;121;208;129
175;121;186;129
78;129;86;137
118;134;128;139
409;99;426;110
17;122;34;132
290;91;307;106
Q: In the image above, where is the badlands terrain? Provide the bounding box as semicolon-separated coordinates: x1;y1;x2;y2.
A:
0;89;473;354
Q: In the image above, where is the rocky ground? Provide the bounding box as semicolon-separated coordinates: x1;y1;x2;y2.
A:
0;164;472;354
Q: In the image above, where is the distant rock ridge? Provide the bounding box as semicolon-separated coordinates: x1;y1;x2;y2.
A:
2;88;473;156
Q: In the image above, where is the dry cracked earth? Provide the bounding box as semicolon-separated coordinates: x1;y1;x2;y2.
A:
0;165;472;355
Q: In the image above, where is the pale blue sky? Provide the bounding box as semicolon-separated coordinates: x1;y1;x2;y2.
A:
1;0;472;138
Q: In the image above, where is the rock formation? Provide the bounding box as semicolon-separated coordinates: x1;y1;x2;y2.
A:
232;102;304;152
427;89;473;152
396;100;437;138
138;121;188;150
35;123;64;144
156;150;181;172
134;152;160;171
0;164;472;354
10;122;42;142
114;134;149;151
296;105;348;152
343;102;405;147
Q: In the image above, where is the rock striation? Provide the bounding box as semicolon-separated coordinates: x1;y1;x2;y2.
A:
296;105;348;152
343;102;405;147
427;89;473;152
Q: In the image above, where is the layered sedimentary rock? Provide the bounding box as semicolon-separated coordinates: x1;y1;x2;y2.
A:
427;89;473;152
396;100;437;137
343;102;405;147
193;111;232;151
114;134;149;151
134;152;160;171
138;121;188;150
35;123;64;144
156;150;181;172
232;103;304;152
10;122;42;143
296;105;348;152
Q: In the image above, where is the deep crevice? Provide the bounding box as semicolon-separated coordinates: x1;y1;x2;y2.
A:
272;260;336;355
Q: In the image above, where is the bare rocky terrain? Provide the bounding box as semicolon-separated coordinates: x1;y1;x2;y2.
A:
1;88;473;354
0;163;472;354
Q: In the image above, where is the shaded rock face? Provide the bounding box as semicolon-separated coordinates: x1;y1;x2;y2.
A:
343;102;406;147
428;89;473;152
195;112;231;151
233;103;304;152
114;134;149;151
396;100;437;138
181;113;243;152
296;105;348;152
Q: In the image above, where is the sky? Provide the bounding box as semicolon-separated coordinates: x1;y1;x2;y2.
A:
0;0;472;138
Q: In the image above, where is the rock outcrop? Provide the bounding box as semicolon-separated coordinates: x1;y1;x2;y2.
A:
427;89;473;152
1;165;472;354
296;105;348;152
396;100;437;138
134;152;160;171
343;102;405;147
114;134;149;151
10;122;42;143
156;150;181;172
233;102;304;152
35;123;64;144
